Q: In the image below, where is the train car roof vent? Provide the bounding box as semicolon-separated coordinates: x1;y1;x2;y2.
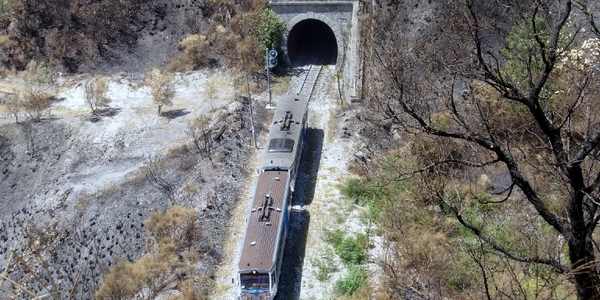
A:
259;193;274;222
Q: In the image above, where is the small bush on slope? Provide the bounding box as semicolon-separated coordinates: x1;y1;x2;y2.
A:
335;265;368;296
84;76;110;114
145;68;175;116
326;229;368;266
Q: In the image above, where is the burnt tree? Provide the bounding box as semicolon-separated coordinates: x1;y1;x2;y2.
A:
366;0;600;298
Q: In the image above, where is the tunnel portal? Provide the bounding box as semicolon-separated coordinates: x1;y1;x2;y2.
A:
287;19;338;66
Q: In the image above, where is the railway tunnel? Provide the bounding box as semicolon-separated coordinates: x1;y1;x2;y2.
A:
287;19;338;66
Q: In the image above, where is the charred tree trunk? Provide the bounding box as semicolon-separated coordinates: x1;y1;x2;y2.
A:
569;241;600;298
568;231;600;298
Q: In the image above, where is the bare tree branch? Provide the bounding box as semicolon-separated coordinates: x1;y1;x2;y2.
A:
437;191;569;273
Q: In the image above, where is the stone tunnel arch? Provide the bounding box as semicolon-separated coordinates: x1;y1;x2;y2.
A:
284;13;343;66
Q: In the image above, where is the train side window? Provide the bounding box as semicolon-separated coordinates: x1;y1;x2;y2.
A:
268;138;294;153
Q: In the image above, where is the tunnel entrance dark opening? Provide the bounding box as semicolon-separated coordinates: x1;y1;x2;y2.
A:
287;19;337;66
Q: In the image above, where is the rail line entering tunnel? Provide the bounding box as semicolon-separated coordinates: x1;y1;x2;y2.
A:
296;65;323;98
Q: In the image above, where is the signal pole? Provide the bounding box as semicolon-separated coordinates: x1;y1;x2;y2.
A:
266;48;272;109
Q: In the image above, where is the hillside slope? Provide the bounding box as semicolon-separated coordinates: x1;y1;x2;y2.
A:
0;70;265;298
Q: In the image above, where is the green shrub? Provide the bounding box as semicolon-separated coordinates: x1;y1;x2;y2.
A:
311;248;338;281
335;265;368;296
326;230;368;266
340;177;386;221
325;229;345;248
501;17;547;89
256;8;286;50
340;178;381;205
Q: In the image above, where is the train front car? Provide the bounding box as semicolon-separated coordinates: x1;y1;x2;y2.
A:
237;95;308;300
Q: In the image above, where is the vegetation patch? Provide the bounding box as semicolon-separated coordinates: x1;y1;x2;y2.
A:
96;206;210;299
322;226;371;297
310;247;338;282
335;265;368;296
326;229;368;266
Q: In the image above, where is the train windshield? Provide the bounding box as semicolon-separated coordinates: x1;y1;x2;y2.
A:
240;273;270;290
268;138;294;153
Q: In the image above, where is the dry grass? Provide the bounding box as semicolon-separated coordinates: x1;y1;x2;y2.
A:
270;75;291;96
0;34;9;47
96;206;206;299
326;108;339;144
203;72;232;109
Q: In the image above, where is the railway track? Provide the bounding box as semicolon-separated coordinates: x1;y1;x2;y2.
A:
213;64;326;300
295;65;322;100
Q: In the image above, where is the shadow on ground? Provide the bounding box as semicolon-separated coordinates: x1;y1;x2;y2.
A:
293;128;324;206
160;109;190;120
88;107;123;122
276;127;324;300
278;67;305;78
276;210;310;300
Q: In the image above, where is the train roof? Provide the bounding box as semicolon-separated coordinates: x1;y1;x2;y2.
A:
260;94;309;171
238;170;289;273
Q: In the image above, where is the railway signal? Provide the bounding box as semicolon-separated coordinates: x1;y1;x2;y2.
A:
266;48;278;109
268;49;278;68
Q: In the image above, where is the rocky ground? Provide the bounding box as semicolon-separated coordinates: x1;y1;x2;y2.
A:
0;69;268;298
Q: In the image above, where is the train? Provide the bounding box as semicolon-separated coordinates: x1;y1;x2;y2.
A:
236;66;320;300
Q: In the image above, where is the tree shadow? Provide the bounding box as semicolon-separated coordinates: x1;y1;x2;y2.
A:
88;107;122;123
275;210;310;300
50;96;67;104
38;116;62;122
160;109;190;120
293;128;324;206
96;107;122;117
